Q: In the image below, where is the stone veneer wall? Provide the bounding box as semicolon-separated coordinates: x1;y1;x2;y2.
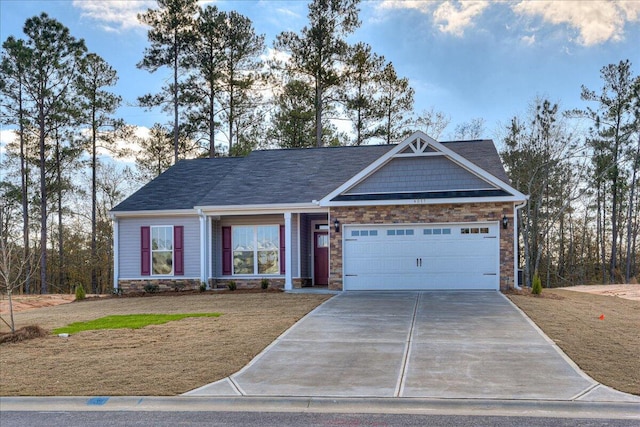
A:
211;277;312;289
119;277;313;293
329;203;515;291
118;278;201;293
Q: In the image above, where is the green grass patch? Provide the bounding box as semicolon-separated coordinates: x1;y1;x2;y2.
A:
53;313;221;335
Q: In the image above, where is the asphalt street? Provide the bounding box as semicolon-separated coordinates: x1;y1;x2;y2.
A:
2;411;640;427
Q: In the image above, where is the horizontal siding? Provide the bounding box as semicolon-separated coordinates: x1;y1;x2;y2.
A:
118;216;200;278
346;157;494;194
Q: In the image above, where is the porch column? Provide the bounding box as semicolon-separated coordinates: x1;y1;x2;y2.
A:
284;212;293;290
198;210;208;286
112;216;119;290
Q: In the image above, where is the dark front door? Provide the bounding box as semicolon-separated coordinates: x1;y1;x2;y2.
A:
314;232;329;286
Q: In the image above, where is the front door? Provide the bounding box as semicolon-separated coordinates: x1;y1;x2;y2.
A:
314;232;329;286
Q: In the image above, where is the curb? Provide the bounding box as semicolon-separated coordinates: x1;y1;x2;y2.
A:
1;396;639;419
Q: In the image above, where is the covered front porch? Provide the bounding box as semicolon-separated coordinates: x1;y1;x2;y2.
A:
199;210;335;291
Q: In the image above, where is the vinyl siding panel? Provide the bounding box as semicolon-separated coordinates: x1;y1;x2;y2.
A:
118;216;200;278
345;157;495;194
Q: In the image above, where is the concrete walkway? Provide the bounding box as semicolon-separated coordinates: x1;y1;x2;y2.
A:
185;291;639;403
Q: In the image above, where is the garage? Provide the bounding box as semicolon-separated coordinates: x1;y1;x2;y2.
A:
343;223;499;291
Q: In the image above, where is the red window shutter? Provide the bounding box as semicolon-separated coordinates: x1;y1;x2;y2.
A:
174;226;184;275
222;226;232;275
280;225;285;274
141;226;150;276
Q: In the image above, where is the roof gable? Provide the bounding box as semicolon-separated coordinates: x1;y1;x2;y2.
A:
322;131;525;204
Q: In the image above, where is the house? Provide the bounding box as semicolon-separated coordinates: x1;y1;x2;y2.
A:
110;132;527;293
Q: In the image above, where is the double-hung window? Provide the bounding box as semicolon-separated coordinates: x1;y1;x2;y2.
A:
151;226;173;275
232;225;279;275
141;225;184;276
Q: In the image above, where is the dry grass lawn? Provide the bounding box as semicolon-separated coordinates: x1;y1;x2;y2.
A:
508;289;640;396
0;292;330;396
1;288;638;397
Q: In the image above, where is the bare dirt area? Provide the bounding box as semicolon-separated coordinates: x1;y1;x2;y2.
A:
507;288;640;396
0;292;331;396
556;284;640;301
0;294;77;314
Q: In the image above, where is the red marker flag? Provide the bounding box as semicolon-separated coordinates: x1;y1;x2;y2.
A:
599;314;605;320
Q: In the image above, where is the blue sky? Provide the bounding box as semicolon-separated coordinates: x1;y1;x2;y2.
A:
1;0;639;149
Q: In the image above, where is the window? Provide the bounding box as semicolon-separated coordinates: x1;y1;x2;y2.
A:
232;225;279;275
151;226;173;275
353;229;378;237
424;228;452;235
461;227;490;235
142;226;183;276
387;228;413;236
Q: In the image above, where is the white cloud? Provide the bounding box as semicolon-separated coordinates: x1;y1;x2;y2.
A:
521;34;535;45
72;0;156;32
379;0;434;14
379;0;490;36
433;1;490;36
512;0;640;46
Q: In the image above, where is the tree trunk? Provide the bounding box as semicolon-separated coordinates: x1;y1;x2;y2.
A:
56;131;64;291
18;78;30;294
315;78;323;147
209;90;216;158
173;30;180;164
91;101;98;294
39;108;48;294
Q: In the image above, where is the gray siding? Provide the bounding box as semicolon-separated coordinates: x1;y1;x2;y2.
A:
346;157;495;194
118;216;200;278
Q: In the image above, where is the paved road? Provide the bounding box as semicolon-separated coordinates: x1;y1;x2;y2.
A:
188;291;633;402
3;411;640;427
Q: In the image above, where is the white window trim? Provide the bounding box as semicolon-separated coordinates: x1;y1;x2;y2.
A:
232;224;280;276
151;225;174;276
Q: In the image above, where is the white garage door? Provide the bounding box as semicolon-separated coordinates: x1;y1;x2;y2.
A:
343;223;499;291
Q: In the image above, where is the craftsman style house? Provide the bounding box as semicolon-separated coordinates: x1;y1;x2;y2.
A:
110;132;527;293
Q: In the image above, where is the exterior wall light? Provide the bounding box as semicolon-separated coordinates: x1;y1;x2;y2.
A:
502;215;509;229
333;218;340;232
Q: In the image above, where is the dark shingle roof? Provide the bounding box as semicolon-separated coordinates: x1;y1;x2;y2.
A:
111;140;511;212
197;145;394;206
442;140;511;184
111;157;241;211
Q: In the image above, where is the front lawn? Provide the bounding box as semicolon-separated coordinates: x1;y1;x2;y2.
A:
508;289;639;396
0;292;330;396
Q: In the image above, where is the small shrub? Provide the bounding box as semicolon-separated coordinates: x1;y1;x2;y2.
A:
532;273;542;295
144;283;159;293
227;281;237;291
75;284;86;301
199;282;207;292
261;278;269;290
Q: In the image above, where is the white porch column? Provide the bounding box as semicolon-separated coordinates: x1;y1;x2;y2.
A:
112;216;119;291
198;210;208;286
284;212;293;290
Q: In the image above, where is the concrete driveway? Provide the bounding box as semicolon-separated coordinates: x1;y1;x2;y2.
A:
186;291;634;401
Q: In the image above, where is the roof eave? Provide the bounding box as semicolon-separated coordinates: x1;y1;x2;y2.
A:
195;202;327;215
109;208;198;218
323;195;528;207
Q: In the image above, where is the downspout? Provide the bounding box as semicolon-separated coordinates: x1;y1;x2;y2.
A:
111;214;119;291
513;199;528;290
